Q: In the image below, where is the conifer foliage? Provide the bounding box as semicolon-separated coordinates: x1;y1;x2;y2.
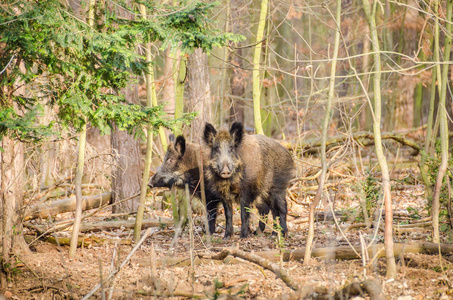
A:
0;0;242;144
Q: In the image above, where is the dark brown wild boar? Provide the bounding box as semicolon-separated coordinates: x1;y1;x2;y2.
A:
148;135;234;239
203;122;295;238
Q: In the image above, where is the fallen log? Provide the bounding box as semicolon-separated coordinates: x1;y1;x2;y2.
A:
273;279;384;300
259;242;453;262
24;193;111;220
45;235;132;247
26;217;174;234
199;242;453;263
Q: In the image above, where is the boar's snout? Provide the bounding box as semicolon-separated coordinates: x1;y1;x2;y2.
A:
148;178;154;188
220;165;232;178
148;167;162;188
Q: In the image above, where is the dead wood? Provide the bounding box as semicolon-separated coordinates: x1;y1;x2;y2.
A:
44;235;131;247
26;217;173;234
345;223;369;232
203;249;300;291
82;228;153;300
287;242;453;261
395;221;432;228
201;242;453;264
274;279;384;300
135;290;204;298
24;193;111;221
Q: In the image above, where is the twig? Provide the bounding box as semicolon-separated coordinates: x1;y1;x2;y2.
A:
81;228;153;300
206;248;299;291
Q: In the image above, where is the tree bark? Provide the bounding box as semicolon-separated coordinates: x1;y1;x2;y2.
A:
1;136;28;287
229;48;245;124
69;0;95;258
431;0;452;244
252;0;268;135
362;0;397;278
229;0;245;125
174;53;186;135
187;48;212;139
134;4;156;243
111;85;142;214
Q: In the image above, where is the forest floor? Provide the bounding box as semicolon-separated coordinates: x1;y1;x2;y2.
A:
8;168;453;299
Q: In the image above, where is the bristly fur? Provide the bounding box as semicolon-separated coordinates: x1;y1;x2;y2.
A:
175;136;186;156
148;135;235;239
203;123;217;146
229;121;244;148
203;122;296;238
205;152;243;203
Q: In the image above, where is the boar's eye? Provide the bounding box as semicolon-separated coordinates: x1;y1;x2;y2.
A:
167;157;174;164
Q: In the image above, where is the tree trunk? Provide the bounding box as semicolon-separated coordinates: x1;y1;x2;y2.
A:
229;49;245;125
162;47;176;118
174;54;186;135
134;4;156;243
359;21;372;132
187;48;212;244
431;0;452;244
0;136;28;287
229;0;245;125
187;48;212;139
304;0;340;265
111;85;142;214
362;0;397;278
413;83;423;128
69;0;95;258
252;0;268;135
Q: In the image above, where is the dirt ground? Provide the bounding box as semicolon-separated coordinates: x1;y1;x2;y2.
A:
8;179;453;299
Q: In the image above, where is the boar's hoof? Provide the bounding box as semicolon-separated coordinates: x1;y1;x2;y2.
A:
240;229;251;239
253;229;263;236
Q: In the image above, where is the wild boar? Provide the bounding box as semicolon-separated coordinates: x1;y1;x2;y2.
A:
148;135;234;239
203;122;295;238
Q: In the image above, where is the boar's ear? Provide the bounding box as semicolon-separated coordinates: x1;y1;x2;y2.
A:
169;134;175;143
230;122;244;148
174;136;186;157
203;123;217;146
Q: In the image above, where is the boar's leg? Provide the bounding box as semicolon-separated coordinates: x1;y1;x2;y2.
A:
240;204;251;238
221;198;234;239
240;191;255;238
270;191;288;237
254;204;270;235
206;198;220;235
